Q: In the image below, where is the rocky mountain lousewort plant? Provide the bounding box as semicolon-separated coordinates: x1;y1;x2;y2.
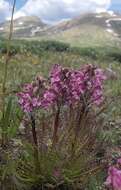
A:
17;64;106;149
9;63;107;189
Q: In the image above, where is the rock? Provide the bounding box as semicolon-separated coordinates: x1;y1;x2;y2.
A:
105;68;118;80
18;123;25;135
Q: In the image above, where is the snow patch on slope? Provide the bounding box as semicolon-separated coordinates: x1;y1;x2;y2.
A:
0;27;4;30
31;26;41;36
106;28;113;33
18;22;23;25
105;15;121;37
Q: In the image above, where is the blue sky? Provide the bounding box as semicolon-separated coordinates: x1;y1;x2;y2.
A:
110;0;121;12
8;0;26;9
0;0;121;23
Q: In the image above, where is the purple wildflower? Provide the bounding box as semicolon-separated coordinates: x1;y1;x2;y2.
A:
105;166;121;190
17;64;106;112
17;77;45;112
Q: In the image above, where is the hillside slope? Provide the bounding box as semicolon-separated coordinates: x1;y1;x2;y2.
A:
0;16;48;38
0;12;121;47
35;12;121;47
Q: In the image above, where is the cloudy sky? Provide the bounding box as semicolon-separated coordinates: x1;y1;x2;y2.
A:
0;0;121;23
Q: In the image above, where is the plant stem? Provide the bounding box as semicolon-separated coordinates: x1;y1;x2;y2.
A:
2;0;16;102
30;113;40;173
1;0;16;146
71;104;86;158
31;114;38;147
52;106;60;147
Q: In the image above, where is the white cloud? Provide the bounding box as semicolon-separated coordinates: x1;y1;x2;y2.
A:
0;0;12;22
1;0;111;23
14;0;111;23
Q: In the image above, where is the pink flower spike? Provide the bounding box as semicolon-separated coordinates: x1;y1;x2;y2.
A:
17;64;106;112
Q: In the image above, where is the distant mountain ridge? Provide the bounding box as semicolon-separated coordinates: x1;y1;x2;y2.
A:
0;16;47;38
38;11;121;37
0;12;121;47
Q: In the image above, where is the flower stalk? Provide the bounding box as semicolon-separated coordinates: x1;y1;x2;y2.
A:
30;113;40;173
52;105;61;147
1;0;16;147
